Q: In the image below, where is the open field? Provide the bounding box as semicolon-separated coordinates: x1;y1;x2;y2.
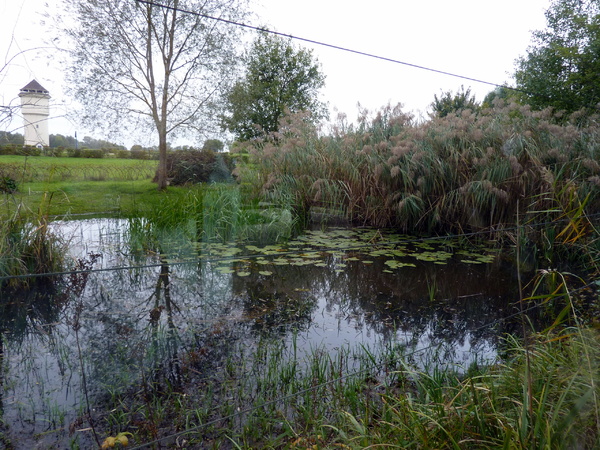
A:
0;155;156;183
0;156;173;218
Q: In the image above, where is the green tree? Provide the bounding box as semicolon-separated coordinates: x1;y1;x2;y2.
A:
482;86;518;109
221;32;326;141
0;131;24;146
49;134;77;149
202;138;224;152
514;0;600;113
429;86;479;118
62;0;248;189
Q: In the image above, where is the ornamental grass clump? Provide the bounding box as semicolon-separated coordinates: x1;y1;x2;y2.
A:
244;101;600;241
0;213;66;290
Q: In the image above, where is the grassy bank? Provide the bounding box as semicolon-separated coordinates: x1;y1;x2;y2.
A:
0;155;160;218
1;179;189;218
91;324;599;449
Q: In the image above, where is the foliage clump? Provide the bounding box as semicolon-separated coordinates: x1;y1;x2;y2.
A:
515;0;600;113
158;150;234;186
0;215;66;291
0;175;17;193
430;85;479;118
222;32;326;141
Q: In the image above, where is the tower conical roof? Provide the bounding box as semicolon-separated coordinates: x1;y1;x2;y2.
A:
20;79;49;94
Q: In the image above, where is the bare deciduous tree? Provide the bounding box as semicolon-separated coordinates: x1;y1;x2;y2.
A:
62;0;248;189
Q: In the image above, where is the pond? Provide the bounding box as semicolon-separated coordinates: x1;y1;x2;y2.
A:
0;218;538;448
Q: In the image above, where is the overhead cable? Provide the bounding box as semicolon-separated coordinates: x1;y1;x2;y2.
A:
134;0;532;96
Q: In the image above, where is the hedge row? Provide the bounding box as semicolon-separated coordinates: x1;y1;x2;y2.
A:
0;145;159;160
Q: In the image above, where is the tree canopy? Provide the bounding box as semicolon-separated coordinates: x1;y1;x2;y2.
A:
221;32;327;141
429;86;479;118
62;0;248;189
514;0;600;113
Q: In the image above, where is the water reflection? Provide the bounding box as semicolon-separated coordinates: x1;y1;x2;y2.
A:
0;219;530;447
231;252;521;366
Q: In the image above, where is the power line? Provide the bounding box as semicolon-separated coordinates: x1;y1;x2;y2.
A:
134;0;532;97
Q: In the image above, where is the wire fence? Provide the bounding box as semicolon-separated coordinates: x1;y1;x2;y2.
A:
1;212;598;448
1;212;599;283
126;280;597;450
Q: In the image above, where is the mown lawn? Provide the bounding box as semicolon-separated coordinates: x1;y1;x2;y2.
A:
0;154;157;169
1;180;203;219
0;156;196;219
0;155;157;183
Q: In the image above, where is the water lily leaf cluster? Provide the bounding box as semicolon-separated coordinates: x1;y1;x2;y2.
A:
196;228;500;278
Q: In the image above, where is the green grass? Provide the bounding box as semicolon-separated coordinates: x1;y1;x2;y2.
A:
0;155;163;218
0;155;156;183
0;180;196;219
0;154;156;169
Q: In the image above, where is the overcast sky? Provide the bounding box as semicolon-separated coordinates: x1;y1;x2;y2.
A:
1;0;550;146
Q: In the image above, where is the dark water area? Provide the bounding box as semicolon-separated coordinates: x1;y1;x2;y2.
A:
0;219;543;448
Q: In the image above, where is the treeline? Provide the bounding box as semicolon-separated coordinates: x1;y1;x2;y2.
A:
0;131;127;150
0;131;226;161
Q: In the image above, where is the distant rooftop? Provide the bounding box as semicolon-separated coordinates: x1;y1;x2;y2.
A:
20;79;49;94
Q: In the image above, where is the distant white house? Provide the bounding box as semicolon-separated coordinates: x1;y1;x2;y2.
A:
19;79;50;147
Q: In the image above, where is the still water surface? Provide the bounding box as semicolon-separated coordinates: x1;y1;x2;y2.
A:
0;219;527;447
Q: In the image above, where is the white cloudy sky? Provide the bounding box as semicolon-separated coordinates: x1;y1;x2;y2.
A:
0;0;550;146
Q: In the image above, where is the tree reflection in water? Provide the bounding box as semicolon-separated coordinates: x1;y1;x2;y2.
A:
0;219;548;448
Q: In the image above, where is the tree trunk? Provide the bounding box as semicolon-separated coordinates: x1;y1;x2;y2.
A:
156;130;168;190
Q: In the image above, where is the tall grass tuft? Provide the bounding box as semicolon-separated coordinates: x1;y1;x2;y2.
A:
332;327;600;449
0;196;66;289
241;102;600;255
126;184;296;258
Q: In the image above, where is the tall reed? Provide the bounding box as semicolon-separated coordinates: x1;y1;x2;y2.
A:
0;197;66;290
332;326;600;449
242;102;600;243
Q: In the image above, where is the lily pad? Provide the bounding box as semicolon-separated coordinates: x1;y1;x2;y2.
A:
385;260;417;269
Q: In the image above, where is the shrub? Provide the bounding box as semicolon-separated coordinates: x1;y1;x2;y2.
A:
21;146;42;156
67;148;81;157
0;176;17;193
130;149;159;160
158;149;234;185
0;144;19;155
116;149;130;159
80;148;104;158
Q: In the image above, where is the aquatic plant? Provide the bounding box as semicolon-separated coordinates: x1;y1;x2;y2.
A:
0;201;67;290
126;184;296;259
242;102;600;253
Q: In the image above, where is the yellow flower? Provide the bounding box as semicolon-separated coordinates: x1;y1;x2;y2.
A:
101;436;116;449
116;433;129;447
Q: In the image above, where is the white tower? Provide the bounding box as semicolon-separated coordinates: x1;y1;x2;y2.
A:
19;80;51;147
